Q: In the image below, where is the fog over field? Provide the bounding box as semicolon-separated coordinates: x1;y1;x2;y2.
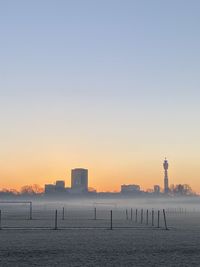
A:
0;197;200;266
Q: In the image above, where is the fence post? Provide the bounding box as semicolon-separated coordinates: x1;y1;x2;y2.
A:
163;209;168;230
126;209;128;220
30;202;32;220
62;207;65;220
152;209;154;226
135;209;138;223
146;209;148;225
110;210;113;230
131;208;133;221
94;208;97;220
157;210;160;228
140;209;143;224
54;210;58;230
0;210;1;230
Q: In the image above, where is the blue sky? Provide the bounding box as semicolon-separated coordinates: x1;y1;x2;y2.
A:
0;0;200;190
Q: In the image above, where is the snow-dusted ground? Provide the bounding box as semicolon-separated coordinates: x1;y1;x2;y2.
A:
0;198;200;266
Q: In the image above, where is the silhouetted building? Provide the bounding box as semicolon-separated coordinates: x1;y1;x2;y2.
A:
163;158;169;193
154;185;160;194
121;184;140;194
45;180;66;194
55;180;65;192
45;184;55;194
71;168;88;193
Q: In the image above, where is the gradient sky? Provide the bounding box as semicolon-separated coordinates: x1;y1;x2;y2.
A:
0;0;200;192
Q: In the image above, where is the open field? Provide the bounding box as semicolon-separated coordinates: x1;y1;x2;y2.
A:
0;198;200;266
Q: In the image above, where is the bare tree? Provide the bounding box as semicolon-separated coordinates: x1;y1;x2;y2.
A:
21;184;44;195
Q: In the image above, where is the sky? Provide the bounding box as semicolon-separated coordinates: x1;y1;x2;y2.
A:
0;0;200;192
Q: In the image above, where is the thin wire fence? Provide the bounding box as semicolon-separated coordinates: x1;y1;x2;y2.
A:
0;203;171;231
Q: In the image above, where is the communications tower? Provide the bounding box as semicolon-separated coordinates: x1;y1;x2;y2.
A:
163;158;169;193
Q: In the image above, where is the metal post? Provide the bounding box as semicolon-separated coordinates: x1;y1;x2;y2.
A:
62;207;65;220
157;210;160;228
152;209;154;226
30;202;32;220
163;209;168;230
135;209;138;223
141;209;143;224
131;208;133;221
146;209;148;225
94;208;96;220
54;210;58;230
110;210;113;230
126;209;128;220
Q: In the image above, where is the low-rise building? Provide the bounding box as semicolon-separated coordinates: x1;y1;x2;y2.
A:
45;180;66;194
55;180;65;192
121;184;140;194
45;184;55;194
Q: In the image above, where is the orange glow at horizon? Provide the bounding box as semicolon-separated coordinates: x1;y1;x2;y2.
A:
1;157;200;193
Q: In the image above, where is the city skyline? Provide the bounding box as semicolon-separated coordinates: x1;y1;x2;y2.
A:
1;1;200;192
0;158;195;194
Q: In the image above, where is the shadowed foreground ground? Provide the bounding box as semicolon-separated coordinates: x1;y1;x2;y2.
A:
0;228;200;267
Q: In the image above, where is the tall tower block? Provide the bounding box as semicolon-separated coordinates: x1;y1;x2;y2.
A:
163;158;169;193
